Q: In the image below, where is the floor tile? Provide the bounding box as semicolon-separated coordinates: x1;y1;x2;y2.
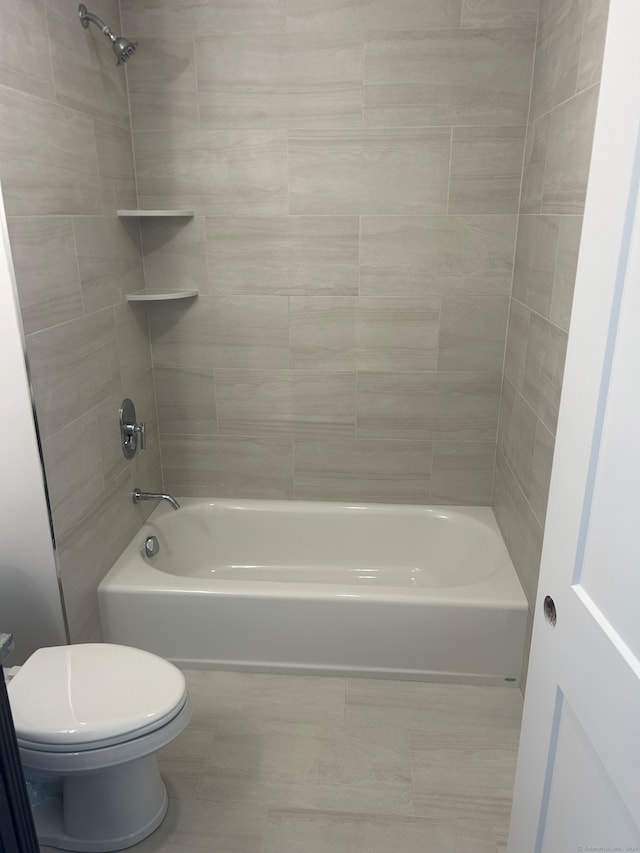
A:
410;729;519;826
263;809;498;853
183;668;347;727
345;677;523;733
130;798;265;853
198;719;413;814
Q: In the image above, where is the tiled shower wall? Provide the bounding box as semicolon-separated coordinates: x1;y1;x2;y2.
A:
0;0;610;650
493;0;609;667
122;0;539;503
0;0;162;643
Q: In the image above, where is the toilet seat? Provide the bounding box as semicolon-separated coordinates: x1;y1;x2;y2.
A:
8;644;187;750
16;695;189;753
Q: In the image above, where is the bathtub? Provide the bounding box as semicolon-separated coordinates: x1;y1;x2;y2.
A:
98;499;528;685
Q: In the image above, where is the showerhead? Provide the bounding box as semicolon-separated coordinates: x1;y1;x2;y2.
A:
78;4;137;65
111;36;137;65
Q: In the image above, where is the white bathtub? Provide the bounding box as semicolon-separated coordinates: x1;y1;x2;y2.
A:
98;499;528;685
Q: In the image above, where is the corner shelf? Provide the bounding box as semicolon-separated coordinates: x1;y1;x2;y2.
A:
117;209;195;218
118;210;198;301
127;288;199;302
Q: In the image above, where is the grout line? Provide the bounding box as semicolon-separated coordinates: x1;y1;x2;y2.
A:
510;294;571;335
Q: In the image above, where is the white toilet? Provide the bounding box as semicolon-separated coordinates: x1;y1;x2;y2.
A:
7;643;192;852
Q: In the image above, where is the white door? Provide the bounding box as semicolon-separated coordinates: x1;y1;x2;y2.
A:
507;2;640;850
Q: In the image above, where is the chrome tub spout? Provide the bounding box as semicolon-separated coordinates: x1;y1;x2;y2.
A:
132;489;180;511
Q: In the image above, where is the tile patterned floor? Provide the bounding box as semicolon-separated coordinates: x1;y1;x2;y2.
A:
42;670;523;853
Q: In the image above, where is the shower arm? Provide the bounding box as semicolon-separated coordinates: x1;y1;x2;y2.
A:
79;6;117;43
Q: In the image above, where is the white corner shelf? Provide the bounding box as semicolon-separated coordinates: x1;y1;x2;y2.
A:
117;209;195;218
127;288;199;302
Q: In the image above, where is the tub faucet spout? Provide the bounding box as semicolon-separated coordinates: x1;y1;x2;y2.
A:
132;488;180;511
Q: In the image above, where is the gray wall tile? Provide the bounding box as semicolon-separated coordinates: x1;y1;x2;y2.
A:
461;0;539;28
497;378;537;492
26;309;121;439
359;215;517;298
121;0;288;36
163;436;294;499
293;438;432;503
73;216;145;311
94;119;138;213
0;0;54;100
541;83;600;214
449;126;526;214
529;0;583;120
285;0;462;33
155;366;217;436
512;214;560;317
357;371;501;440
149;298;218;370
503;299;530;390
529;417;555;526
0;86;100;216
438;295;509;372
215;369;357;438
206;216;359;296
208;296;290;369
577;0;610;91
550;215;583;331
356;297;440;371
519;113;550;215
135;129;289;214
522;312;568;435
7;216;83;335
114;302;153;383
127;36;199;131
289;128;450;215
42;409;103;541
197;33;363;129
290;297;357;369
493;450;543;606
290;296;441;371
364;27;534;127
431;441;495;505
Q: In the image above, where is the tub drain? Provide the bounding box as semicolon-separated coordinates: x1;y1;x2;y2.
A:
144;535;160;558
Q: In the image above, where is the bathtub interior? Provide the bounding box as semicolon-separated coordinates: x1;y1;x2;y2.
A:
140;500;511;589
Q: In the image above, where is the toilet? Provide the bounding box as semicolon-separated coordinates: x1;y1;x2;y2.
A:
7;643;192;852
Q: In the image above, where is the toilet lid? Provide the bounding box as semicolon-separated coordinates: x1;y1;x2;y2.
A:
8;644;187;747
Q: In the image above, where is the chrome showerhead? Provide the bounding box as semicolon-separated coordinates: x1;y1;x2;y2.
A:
111;36;137;65
78;4;138;65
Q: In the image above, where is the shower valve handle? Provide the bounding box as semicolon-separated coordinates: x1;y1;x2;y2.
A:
124;421;146;450
119;398;146;458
